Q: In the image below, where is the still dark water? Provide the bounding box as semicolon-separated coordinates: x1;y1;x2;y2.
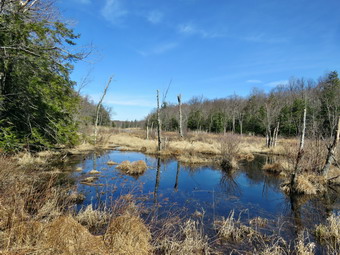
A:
70;150;339;243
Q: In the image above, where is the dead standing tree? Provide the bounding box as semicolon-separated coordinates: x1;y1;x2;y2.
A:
290;108;307;194
321;116;340;177
94;76;112;146
177;94;183;138
156;90;162;152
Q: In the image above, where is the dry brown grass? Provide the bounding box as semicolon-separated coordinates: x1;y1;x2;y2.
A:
0;155;155;255
104;214;152;255
315;213;340;252
262;159;292;176
81;176;98;185
295;239;315;255
295;174;326;195
156;219;209;255
214;210;256;242
42;215;107;255
76;204;110;232
176;154;215;165
116;160;148;175
107;160;118;165
89;169;101;174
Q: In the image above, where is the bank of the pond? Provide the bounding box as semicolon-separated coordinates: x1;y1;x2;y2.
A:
0;151;339;254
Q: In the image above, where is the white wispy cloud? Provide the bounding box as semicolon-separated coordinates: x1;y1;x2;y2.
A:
178;23;223;38
101;0;128;24
266;80;288;87
244;33;288;44
246;79;262;84
147;10;163;24
137;42;178;56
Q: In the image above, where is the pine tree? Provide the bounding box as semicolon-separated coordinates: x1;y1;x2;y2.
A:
0;0;82;151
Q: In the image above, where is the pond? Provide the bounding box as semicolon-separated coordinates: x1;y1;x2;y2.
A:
70;150;339;249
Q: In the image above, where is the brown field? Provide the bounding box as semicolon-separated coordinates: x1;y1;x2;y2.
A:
1;127;339;254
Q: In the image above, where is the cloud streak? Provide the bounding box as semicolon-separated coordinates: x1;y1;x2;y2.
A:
147;10;163;24
244;33;288;44
178;23;224;38
137;42;178;56
266;80;288;87
246;79;262;84
101;0;128;24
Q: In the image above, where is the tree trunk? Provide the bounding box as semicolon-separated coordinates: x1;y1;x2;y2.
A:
177;94;183;138
146;118;149;140
232;115;235;133
321;116;340;176
239;119;243;136
266;125;272;148
272;121;280;147
94;76;112;146
290;108;307;194
157;90;162;151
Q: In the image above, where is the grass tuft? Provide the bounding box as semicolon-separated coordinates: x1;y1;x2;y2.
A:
104;214;152;255
116;160;148;175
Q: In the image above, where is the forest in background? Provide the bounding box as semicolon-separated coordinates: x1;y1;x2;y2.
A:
146;72;340;145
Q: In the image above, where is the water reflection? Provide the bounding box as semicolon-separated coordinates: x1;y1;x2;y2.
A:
69;150;339;243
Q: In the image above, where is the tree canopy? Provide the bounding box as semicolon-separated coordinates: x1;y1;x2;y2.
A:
0;0;82;152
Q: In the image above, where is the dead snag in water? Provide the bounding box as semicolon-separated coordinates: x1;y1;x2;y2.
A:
321;116;340;177
177;94;183;138
290;108;306;194
157;89;162;151
94;76;113;146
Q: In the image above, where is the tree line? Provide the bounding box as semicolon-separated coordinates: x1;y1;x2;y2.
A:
146;71;340;146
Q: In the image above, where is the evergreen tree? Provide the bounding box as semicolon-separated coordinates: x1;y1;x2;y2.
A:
0;1;82;151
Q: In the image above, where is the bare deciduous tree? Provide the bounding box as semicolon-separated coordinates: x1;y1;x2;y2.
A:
94;76;112;145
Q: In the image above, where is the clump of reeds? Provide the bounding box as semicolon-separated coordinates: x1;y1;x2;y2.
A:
249;217;268;228
262;163;284;174
177;154;214;165
104;214;152;255
157;219;209;255
253;236;287;255
81;176;98;185
239;152;255;161
89;169;101;174
42;215;107;255
116;160;148;175
295;239;315;255
315;213;340;251
214;210;255;242
281;173;326;195
107;160;118;165
76;204;111;233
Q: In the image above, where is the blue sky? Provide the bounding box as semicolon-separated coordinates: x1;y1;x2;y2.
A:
57;0;340;120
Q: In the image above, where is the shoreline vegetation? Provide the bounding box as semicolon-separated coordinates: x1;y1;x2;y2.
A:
1;128;340;254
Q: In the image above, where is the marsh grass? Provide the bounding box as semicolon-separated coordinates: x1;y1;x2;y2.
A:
214;210;256;243
156;219;210;255
315;213;340;252
116;160;148;175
